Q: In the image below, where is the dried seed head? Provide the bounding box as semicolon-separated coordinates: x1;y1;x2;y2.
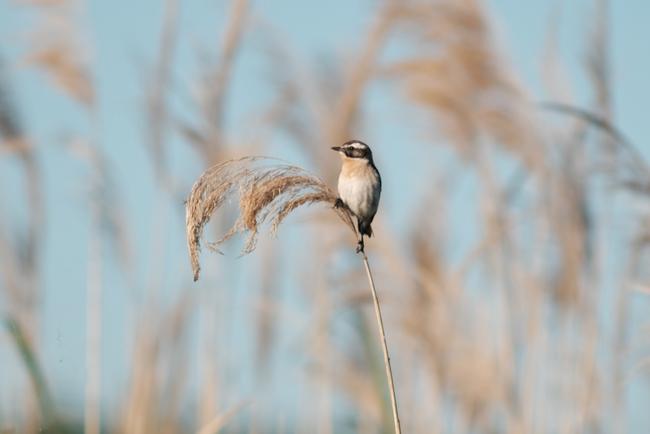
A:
185;156;355;281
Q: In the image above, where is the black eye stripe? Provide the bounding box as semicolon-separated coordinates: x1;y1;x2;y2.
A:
344;148;368;158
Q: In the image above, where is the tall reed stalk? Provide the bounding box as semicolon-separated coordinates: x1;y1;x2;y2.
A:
361;251;401;434
185;156;402;432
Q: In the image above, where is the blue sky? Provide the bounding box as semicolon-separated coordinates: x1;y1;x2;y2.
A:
1;0;649;428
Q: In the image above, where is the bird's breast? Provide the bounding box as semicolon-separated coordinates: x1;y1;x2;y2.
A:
338;164;380;219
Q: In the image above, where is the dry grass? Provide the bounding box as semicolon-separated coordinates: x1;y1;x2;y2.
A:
387;0;539;165
1;0;649;433
23;4;95;107
185;157;354;281
0;53;45;434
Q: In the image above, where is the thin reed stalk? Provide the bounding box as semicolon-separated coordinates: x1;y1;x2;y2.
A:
3;316;55;425
185;156;402;432
361;251;401;434
85;199;102;434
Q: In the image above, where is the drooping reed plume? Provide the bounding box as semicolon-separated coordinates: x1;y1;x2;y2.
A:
186;156;355;281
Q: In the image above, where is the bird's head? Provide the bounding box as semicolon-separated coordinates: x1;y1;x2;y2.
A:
331;140;373;162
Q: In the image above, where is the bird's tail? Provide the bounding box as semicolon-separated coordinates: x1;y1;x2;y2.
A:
358;220;373;238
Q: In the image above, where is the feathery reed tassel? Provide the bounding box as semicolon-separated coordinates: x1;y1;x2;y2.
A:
185;157;354;281
185;156;401;433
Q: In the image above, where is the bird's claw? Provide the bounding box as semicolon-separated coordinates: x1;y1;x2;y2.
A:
356;240;364;254
334;198;344;209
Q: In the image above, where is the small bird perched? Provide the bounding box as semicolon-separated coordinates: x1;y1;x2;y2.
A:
331;140;382;253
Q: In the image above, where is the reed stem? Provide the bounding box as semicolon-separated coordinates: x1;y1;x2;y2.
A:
361;251;401;434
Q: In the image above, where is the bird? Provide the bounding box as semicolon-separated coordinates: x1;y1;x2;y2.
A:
331;140;382;253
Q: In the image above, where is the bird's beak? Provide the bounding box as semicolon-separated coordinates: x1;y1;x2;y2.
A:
331;146;341;152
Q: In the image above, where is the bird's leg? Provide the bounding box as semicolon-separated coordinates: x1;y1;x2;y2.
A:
334;197;344;209
356;236;365;254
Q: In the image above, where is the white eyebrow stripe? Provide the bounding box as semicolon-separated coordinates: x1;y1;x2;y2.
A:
345;141;367;149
